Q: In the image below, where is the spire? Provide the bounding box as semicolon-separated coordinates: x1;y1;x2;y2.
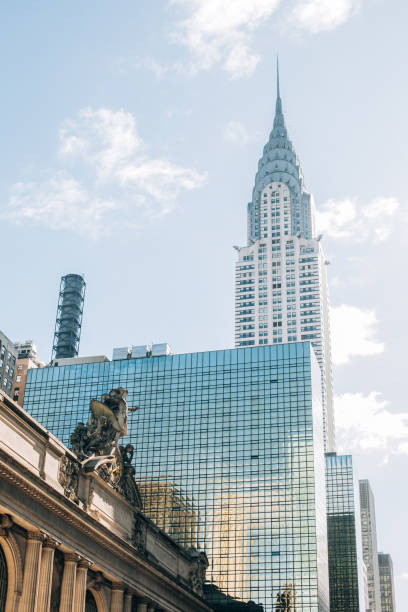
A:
273;56;285;134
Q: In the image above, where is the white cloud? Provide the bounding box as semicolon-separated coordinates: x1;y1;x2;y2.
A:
291;0;361;33
120;1;363;80
335;392;408;458
223;120;251;147
59;107;143;179
330;304;384;365
5;174;115;239
170;0;281;78
399;572;408;581
167;0;362;77
317;196;399;243
2;107;207;238
117;158;206;204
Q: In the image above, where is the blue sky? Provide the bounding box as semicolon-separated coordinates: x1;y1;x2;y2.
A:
1;0;407;606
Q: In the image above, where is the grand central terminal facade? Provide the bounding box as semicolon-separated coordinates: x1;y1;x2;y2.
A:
0;390;211;612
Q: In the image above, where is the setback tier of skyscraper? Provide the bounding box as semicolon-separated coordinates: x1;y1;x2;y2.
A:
234;65;334;452
24;342;330;611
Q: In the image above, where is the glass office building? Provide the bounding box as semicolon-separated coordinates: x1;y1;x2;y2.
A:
24;342;329;611
325;453;365;612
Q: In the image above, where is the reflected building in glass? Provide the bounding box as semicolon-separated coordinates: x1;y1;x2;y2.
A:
24;342;329;611
137;478;200;549
378;553;396;612
325;453;365;611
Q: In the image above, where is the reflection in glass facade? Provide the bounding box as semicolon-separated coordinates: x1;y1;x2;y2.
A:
24;342;329;611
325;453;365;611
378;553;396;612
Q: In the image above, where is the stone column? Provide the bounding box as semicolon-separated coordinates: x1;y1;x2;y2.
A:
18;531;43;612
37;537;60;612
111;582;124;612
124;592;133;612
59;552;80;612
73;559;92;612
136;602;148;612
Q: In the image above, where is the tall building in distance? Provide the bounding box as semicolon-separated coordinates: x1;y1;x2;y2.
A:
234;63;333;451
52;273;86;361
24;342;330;611
11;340;44;406
325;453;365;611
0;330;17;397
378;553;396;612
359;480;382;612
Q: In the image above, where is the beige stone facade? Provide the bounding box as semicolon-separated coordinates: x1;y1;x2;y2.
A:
0;392;212;612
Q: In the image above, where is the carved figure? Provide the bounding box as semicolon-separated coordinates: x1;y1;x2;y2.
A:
188;550;208;596
70;388;139;471
69;387;142;507
69;422;88;459
0;514;13;536
132;513;147;553
58;455;80;502
118;444;142;506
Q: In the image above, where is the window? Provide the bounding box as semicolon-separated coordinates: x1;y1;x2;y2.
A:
85;591;98;612
0;544;8;610
16;375;22;382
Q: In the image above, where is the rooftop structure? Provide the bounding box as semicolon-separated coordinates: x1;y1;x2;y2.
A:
13;339;38;359
52;274;86;361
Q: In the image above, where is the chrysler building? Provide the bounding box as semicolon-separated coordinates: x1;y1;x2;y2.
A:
234;63;334;450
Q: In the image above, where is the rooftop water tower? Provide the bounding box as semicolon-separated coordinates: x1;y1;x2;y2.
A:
51;274;86;360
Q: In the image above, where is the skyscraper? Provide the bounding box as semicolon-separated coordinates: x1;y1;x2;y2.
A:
359;480;382;612
378;553;396;612
325;453;365;611
24;342;330;611
234;63;334;451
